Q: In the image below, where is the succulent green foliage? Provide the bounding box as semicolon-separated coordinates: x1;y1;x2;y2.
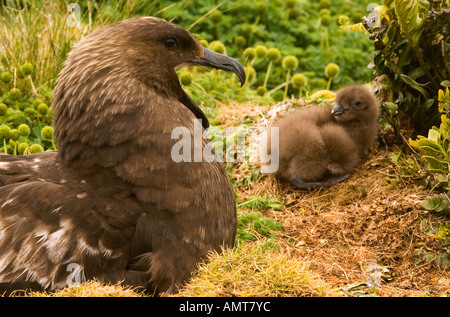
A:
410;125;450;184
235;194;283;244
364;1;450;133
414;248;450;267
414;220;450;267
409;89;450;189
393;0;425;47
409;88;450;264
438;87;450;116
420;194;450;215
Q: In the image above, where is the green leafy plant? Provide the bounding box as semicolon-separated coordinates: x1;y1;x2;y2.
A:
363;1;450;134
414;220;450;267
406;88;450;268
387;148;428;188
409;89;450;189
409;125;450;177
420;193;450;215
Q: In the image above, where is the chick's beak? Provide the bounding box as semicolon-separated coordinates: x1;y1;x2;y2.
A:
331;104;346;116
190;48;246;86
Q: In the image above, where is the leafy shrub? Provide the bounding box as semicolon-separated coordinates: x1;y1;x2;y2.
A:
363;1;450;134
420;193;450;215
407;88;450;266
414;220;450;267
387;149;428;188
409;88;450;190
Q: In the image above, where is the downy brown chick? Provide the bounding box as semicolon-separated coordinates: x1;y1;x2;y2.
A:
267;84;379;188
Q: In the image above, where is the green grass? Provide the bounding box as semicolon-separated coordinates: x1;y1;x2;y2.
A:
0;0;161;88
175;243;333;297
23;280;144;297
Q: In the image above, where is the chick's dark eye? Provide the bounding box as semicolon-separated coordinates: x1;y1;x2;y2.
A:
164;38;178;48
355;101;362;106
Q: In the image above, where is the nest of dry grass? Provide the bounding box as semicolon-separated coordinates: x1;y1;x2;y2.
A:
205;100;450;297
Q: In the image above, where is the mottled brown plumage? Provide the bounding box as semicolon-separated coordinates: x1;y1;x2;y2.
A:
0;17;245;295
269;85;379;188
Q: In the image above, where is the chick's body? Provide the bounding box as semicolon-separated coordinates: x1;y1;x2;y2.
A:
270;85;379;188
273;106;358;183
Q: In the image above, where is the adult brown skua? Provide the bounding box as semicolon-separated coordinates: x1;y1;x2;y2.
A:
0;17;245;295
268;85;379;188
